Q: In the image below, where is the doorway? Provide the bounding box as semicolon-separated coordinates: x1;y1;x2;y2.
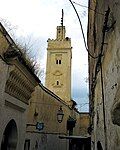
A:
1;119;18;150
97;141;103;150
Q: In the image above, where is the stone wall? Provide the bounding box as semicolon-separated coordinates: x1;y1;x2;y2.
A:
0;22;90;150
0;22;38;150
26;132;69;150
26;85;77;150
88;0;120;149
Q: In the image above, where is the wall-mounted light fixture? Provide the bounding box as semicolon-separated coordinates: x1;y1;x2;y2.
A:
57;106;64;123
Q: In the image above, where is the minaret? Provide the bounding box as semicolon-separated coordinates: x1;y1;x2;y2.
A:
45;9;72;104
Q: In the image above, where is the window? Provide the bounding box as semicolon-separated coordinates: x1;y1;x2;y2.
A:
56;59;61;64
24;139;30;150
56;60;58;64
59;60;61;64
55;54;62;65
57;81;59;85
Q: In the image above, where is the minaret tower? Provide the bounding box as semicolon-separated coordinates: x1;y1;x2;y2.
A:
45;9;72;104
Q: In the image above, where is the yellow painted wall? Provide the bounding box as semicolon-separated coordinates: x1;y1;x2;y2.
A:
45;26;72;104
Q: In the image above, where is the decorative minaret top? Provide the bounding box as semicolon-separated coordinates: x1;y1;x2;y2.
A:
56;9;66;40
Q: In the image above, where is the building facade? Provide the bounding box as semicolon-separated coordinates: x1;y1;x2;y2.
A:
26;85;75;150
26;15;90;149
88;0;120;150
45;23;72;104
0;23;39;150
26;20;81;150
0;16;90;149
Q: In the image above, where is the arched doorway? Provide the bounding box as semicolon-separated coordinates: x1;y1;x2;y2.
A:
97;141;103;150
111;101;120;126
1;119;18;150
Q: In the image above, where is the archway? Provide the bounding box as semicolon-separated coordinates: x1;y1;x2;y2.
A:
111;101;120;126
97;141;103;150
1;119;18;150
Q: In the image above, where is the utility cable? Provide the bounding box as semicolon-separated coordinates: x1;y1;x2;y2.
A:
68;0;101;59
30;101;89;107
73;1;104;16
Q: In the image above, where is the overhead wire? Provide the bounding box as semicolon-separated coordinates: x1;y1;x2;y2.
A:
77;102;89;107
72;1;104;16
30;101;88;106
68;0;102;59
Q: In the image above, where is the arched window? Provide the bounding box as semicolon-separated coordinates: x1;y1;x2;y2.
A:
56;59;58;64
111;101;120;126
57;81;59;85
59;60;61;64
56;59;61;64
55;54;62;65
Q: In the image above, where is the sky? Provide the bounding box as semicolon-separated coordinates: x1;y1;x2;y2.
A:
0;0;89;112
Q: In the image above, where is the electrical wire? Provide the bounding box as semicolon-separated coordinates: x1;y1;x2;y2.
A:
30;101;89;108
72;1;104;16
30;101;60;107
77;103;89;108
68;0;101;59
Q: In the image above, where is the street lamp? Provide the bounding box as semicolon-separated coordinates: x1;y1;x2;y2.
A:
57;106;64;123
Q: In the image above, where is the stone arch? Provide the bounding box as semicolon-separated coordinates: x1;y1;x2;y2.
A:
97;141;103;150
111;101;120;126
1;119;18;150
111;86;120;126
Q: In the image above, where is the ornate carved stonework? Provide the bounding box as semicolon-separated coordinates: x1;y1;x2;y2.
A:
5;65;36;104
53;70;62;76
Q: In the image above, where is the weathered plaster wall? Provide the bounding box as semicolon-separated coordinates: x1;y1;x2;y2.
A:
0;59;27;150
26;132;69;150
0;23;38;150
88;0;120;149
26;84;87;149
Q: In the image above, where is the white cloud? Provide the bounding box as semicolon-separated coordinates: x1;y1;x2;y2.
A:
0;0;89;111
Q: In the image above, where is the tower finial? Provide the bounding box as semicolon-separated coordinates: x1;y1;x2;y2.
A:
61;9;64;26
